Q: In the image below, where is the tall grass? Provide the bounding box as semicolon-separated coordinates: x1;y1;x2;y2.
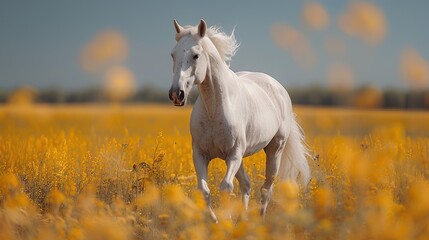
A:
0;105;428;239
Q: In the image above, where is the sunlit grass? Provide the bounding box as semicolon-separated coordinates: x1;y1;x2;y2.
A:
0;104;428;239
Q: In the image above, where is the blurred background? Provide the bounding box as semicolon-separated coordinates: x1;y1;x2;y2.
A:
1;0;428;109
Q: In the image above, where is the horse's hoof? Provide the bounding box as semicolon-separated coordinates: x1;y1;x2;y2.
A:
211;215;219;224
209;210;218;223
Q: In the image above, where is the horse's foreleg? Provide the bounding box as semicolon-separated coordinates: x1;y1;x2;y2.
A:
193;148;217;223
261;137;286;219
235;162;251;210
220;154;242;193
220;153;243;220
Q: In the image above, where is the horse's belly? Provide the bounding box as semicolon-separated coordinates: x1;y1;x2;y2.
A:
244;115;279;157
243;142;268;157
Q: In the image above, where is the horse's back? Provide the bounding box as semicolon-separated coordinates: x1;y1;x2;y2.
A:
236;71;292;114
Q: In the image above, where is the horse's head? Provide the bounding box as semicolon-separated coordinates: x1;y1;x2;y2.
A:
169;19;209;106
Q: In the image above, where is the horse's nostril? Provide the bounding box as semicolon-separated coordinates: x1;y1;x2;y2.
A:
178;90;185;101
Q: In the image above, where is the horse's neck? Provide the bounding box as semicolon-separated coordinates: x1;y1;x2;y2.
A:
198;57;238;119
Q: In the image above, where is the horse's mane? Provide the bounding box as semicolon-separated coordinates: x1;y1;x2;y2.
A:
176;25;239;65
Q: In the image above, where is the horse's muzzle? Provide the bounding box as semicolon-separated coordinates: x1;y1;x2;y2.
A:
169;88;185;106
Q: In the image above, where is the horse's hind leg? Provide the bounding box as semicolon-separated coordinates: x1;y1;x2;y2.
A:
261;135;286;218
235;162;251;210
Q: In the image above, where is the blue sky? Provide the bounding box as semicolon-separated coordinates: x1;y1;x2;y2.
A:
0;0;428;90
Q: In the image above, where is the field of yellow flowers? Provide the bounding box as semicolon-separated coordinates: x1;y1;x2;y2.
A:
1;104;428;239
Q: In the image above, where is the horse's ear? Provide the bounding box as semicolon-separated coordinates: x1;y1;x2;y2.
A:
198;19;207;38
173;19;183;34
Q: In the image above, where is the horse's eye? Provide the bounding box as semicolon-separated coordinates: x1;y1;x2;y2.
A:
193;54;199;60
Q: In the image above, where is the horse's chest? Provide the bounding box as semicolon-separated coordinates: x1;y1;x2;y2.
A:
192;119;236;158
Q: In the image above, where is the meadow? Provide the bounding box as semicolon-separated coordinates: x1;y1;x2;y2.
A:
1;104;429;239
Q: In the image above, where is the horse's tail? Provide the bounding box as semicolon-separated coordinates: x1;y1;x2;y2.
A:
278;115;311;186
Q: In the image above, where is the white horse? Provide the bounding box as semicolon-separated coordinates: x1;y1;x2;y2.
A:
169;19;310;221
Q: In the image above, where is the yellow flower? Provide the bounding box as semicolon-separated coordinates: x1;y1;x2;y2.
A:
68;227;84;240
47;189;66;205
316;219;333;233
4;193;30;209
65;181;77;197
135;183;160;208
192;191;206;211
81;215;131;240
0;173;20;194
232;221;248;238
406;179;429;219
276;181;300;214
164;185;186;205
257;174;266;180
313;187;335;213
278;181;299;199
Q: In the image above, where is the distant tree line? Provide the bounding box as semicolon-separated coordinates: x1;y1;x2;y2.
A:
1;84;428;110
288;85;429;109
